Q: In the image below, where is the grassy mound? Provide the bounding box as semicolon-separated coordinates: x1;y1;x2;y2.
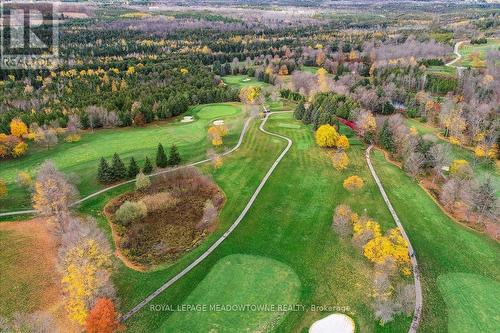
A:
437;273;500;332
105;168;224;267
159;254;301;333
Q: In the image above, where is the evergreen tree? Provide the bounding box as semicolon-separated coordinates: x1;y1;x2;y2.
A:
294;101;306;120
168;145;181;166
111;153;127;181
143;156;153;174
156;143;168;168
127;157;140;178
97;157;111;183
379;120;395;153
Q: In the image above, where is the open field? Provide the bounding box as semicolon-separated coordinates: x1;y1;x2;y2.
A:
160;254;301;332
437;273;500;333
0;103;245;212
0;219;68;323
456;39;500;67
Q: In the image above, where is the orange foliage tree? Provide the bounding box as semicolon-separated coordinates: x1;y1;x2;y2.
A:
85;298;123;333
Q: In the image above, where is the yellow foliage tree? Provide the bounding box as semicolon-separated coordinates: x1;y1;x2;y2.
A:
10;118;28;138
336;135;350;150
0;178;7;198
449;159;472;179
17;171;32;188
332;150;349;171
62;239;113;325
12;141;28;157
208;126;223;146
239;86;261;104
343;175;364;192
315;124;339;147
363;228;411;276
316;68;329;92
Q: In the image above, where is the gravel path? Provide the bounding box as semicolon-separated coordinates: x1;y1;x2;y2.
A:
446;40;465;69
121;111;293;321
365;145;422;333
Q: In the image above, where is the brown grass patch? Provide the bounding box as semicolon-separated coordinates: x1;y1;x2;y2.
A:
0;218;76;332
104;167;224;269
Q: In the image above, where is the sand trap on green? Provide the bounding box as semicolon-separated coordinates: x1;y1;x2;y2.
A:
309;314;355;333
437;273;500;333
159;254;301;333
196;103;240;119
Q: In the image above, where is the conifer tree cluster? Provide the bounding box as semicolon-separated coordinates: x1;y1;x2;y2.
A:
97;144;180;184
155;143;181;168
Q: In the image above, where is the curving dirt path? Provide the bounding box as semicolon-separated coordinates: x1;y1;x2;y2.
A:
365;145;422;333
0;117;253;218
446;40;465;68
121;111;293;321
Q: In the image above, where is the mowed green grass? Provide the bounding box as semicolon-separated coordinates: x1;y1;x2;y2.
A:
160;254;301;333
437;273;500;333
407;118;499;194
371;149;500;332
0;103;245;212
457;39;500;67
222;75;270;88
92;113;414;333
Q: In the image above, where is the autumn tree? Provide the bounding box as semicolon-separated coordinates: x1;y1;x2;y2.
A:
336;135;350;150
0;178;7;199
135;172;151;191
471;179;498;225
16;171;32;188
10;118;28;138
449;159;473;179
332;150;349;171
85;298;123;333
356;110;377;142
315;124;339;147
60;218;114;325
33;161;77;231
208;126;223;147
343;175;364;192
332;204;354;238
239;86;261;105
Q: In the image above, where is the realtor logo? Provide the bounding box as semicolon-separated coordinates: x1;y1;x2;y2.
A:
1;1;59;69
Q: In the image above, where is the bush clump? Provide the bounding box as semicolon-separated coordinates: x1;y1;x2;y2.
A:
115;201;147;226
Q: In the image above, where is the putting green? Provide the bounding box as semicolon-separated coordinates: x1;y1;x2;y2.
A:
437;273;500;332
196;104;240;119
158;254;301;333
221;75;270;88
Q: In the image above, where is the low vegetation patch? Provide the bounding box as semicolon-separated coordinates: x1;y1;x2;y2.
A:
105;167;224;267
